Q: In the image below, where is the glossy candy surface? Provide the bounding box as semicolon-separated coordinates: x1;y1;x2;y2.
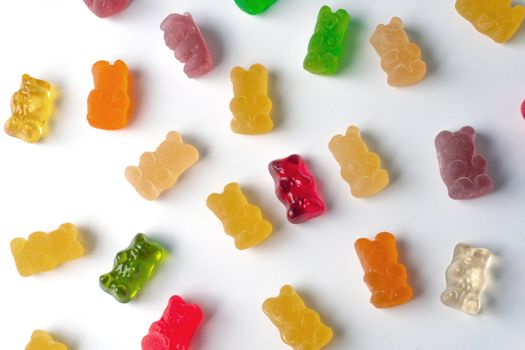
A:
456;0;525;43
263;285;333;350
125;131;199;201
435;126;493;200
303;6;350;75
10;223;84;277
100;233;165;303
268;154;326;224
355;232;413;308
234;0;278;15
207;182;273;249
84;0;130;18
25;330;68;350
370;17;426;87
329;126;389;198
87;59;131;130
161;13;213;78
5;74;56;143
441;243;491;315
230;64;273;134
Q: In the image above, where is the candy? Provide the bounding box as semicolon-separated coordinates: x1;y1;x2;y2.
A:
303;6;350;75
100;233;165;303
160;13;213;78
87;59;131;130
24;330;68;350
435;126;493;200
10;223;84;277
456;0;525;43
269;154;326;224
125;131;199;201
84;0;130;18
355;232;413;308
4;74;56;143
230;64;273;134
207;182;273;249
142;295;203;350
262;285;333;350
234;0;278;15
328;126;389;198
441;243;491;315
370;17;426;87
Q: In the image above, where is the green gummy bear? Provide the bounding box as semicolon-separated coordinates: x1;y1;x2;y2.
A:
304;5;350;75
234;0;278;15
99;233;165;303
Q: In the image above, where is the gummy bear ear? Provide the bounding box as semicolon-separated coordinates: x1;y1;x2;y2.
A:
354;238;371;252
224;182;241;193
435;131;453;149
319;5;331;15
335;9;350;21
231;66;246;80
472;248;490;263
166;131;182;143
390;17;403;27
92;60;110;74
280;284;295;296
346;125;360;136
454;243;470;257
249;64;267;77
459;126;475;136
376;232;396;245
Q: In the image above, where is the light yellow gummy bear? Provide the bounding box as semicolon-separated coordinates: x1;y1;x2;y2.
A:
25;330;68;350
229;63;273;134
10;223;84;277
125;131;199;201
329;126;389;198
207;182;272;249
456;0;525;43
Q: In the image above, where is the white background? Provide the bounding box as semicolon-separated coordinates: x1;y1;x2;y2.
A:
1;0;524;349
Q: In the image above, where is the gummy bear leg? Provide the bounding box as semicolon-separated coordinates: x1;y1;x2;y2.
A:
141;333;170;350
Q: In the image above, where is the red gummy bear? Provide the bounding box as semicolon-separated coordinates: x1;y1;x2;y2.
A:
269;154;326;224
521;100;525;119
84;0;130;18
142;296;203;350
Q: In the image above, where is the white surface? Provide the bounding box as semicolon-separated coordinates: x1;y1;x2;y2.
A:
1;0;525;349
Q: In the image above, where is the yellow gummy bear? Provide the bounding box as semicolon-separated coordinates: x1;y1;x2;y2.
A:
25;330;68;350
230;63;273;134
263;285;334;350
125;131;199;201
456;0;525;43
329;126;389;198
4;74;56;143
207;182;273;250
10;223;84;277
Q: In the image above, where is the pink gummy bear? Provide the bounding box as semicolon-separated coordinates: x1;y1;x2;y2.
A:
160;13;213;78
142;295;203;350
83;0;130;18
435;126;493;200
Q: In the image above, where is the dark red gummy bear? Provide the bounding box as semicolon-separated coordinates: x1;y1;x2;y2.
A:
84;0;130;18
435;126;493;200
268;154;326;224
142;295;203;350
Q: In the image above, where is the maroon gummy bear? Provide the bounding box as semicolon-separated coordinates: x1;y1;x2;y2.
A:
269;154;326;223
142;295;203;350
84;0;130;18
435;126;493;200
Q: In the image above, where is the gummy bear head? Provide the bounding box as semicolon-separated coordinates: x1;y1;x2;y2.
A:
160;13;198;51
370;17;410;55
355;232;398;270
435;126;476;163
92;60;129;91
317;6;350;37
207;183;246;219
231;64;268;96
163;295;203;329
263;285;305;324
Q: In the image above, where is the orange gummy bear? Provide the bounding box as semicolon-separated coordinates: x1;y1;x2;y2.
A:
87;59;131;130
355;232;413;308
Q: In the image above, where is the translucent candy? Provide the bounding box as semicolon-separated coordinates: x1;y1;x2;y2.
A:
24;330;68;350
84;0;130;18
234;0;278;15
329;126;389;198
441;243;491;315
262;285;333;350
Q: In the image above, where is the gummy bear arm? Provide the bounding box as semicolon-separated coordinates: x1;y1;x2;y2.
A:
10;238;27;254
471;154;487;170
406;42;422;57
363;271;382;288
140;152;157;165
385;263;407;280
255;94;272;110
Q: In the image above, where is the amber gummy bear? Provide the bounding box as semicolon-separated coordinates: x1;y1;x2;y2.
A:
24;330;68;350
355;232;413;308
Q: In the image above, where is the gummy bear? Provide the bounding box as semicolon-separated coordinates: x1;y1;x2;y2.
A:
262;285;333;350
441;243;491;315
84;0;130;18
125;131;199;201
207;182;273;249
100;233;165;303
269;154;326;224
303;5;350;75
4;74;56;143
230;64;273;134
370;17;426;87
435;126;493;200
456;0;525;43
355;232;413;308
234;0;278;15
521;99;525;119
161;13;213;78
329;126;389;198
24;330;68;350
10;223;84;277
142;295;203;350
87;59;131;130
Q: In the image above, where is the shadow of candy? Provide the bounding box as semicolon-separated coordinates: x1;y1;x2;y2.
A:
360;129;400;191
338;16;365;74
48;330;78;350
129;68;145;128
475;131;505;192
186;294;219;349
199;24;224;70
241;184;283;236
77;225;97;255
405;26;437;77
268;70;283;130
396;237;423;300
482;247;502;313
